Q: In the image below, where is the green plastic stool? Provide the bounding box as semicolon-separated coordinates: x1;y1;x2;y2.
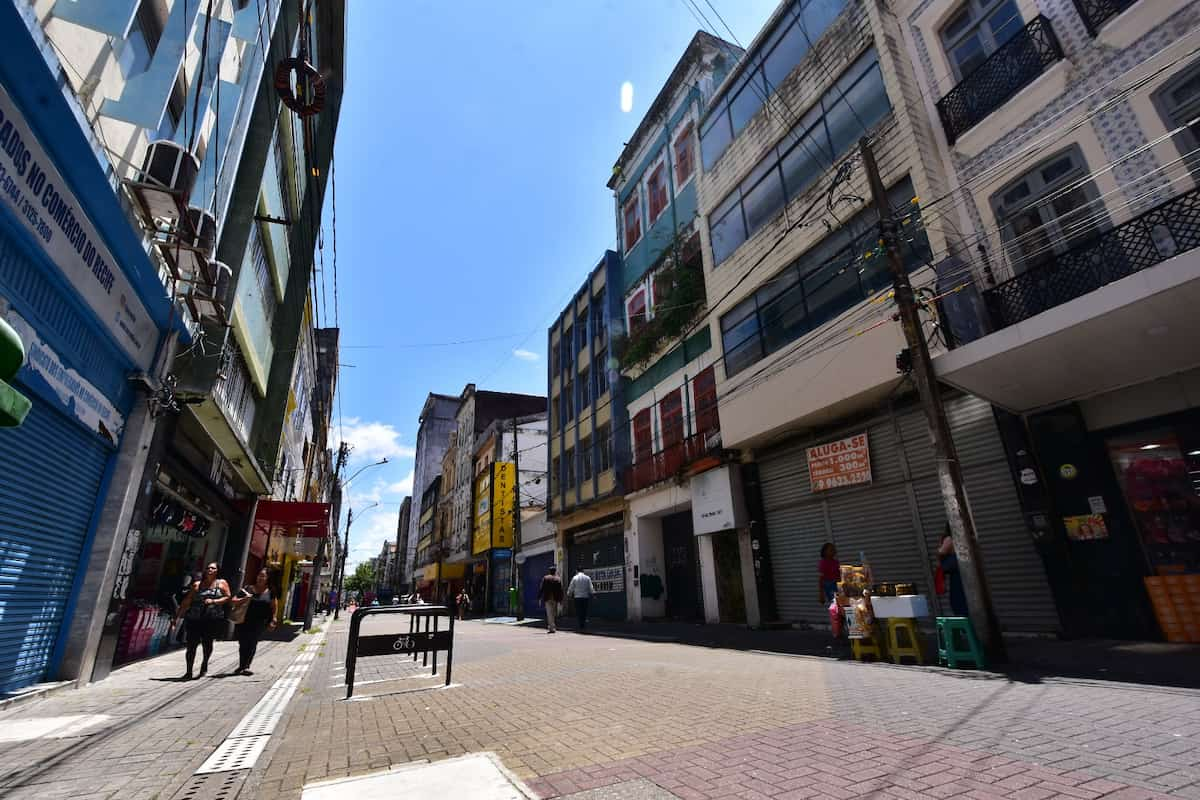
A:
935;616;986;669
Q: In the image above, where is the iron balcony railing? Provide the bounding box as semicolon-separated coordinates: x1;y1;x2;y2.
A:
936;16;1064;145
1072;0;1137;36
983;187;1200;329
629;429;717;493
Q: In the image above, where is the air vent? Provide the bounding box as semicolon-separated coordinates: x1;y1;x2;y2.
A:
179;207;217;282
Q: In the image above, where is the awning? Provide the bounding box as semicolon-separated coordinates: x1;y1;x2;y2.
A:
248;501;331;559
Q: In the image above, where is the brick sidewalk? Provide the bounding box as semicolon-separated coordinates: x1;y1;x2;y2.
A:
0;627;313;800
246;616;1200;800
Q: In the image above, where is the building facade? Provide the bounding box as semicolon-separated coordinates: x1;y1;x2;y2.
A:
6;0;348;687
897;0;1200;641
610;31;759;625
547;252;631;621
689;0;1059;634
401;392;458;590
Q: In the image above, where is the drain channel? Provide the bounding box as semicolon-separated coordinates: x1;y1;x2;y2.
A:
169;769;250;800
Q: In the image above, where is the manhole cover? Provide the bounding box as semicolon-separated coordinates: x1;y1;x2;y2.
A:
195;735;270;774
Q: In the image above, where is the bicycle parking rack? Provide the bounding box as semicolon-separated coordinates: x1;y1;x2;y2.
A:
344;604;454;698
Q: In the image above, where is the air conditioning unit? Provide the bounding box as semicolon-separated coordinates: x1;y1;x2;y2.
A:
134;140;199;221
180;206;217;282
186;260;234;322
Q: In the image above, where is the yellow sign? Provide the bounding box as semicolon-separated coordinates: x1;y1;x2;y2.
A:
492;461;515;550
472;469;492;555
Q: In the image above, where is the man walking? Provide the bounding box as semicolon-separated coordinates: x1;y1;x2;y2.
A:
537;565;565;633
567;568;595;631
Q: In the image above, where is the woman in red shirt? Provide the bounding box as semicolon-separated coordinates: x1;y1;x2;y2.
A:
818;542;840;605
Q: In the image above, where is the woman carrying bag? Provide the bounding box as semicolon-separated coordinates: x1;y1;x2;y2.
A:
171;562;231;679
229;568;277;675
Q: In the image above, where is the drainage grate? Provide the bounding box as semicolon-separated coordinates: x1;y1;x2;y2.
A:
226;710;283;738
170;769;249;800
195;735;270;774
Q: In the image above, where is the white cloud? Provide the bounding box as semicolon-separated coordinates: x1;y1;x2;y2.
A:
346;506;399;572
512;348;539;362
385;469;414;497
336;417;416;463
620;81;634;113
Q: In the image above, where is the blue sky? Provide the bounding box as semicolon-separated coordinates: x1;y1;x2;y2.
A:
324;1;778;568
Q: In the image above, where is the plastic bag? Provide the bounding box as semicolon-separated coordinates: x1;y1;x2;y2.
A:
829;598;842;637
934;564;946;595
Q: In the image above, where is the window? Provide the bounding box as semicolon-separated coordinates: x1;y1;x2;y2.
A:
673;121;696;187
118;2;164;78
633;409;653;467
708;50;890;266
693;367;719;434
273;128;292;216
580;434;593;482
659;390;684;448
565;447;576;489
578;365;590;412
594;350;610;397
562;378;575;423
646;160;669;224
577;319;588;354
699;0;849;170
1155;62;1200;179
249;223;277;329
627;289;648;335
719;177;929;377
940;0;1023;82
598;423;613;472
623;191;642;250
551;340;560;375
991;147;1105;275
561;326;573;370
591;300;607;343
551;456;561;494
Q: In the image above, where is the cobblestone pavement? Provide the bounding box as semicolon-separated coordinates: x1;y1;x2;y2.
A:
0;631;304;800
248;618;1200;800
4;617;1200;800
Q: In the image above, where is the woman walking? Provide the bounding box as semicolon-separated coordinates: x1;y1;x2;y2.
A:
172;562;231;679
231;569;277;675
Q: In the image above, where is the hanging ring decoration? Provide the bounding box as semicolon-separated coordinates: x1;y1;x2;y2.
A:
274;57;326;117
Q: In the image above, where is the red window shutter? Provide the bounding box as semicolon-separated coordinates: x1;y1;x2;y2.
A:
674;123;695;185
633;409;653;461
628;289;647;335
659;389;683;448
693;366;718;435
624;194;641;249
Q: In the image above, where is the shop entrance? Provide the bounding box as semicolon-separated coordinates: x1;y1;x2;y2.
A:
712;531;747;624
662;512;702;620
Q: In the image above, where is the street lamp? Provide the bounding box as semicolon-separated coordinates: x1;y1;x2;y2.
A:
330;457;388;620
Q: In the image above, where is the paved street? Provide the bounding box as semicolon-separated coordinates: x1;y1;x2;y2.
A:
3;615;1200;800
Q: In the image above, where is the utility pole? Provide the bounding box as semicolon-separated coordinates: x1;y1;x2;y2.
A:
512;418;523;620
334;506;356;619
858;138;1004;661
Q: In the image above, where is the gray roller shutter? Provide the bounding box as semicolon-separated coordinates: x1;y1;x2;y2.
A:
763;500;828;622
0;395;111;693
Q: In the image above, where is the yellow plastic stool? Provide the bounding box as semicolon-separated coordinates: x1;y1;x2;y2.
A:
850;628;883;662
885;618;924;664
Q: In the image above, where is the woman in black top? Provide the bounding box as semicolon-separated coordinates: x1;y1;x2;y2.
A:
231;569;277;675
172;563;231;679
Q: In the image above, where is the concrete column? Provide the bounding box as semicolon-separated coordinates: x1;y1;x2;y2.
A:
697;533;719;624
625;524;641;622
57;354;170;684
738;528;760;628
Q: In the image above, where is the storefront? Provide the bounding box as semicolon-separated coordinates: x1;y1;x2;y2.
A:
565;513;627;621
518;549;555;618
1026;379;1200;642
756;394;1059;634
245;501;330;625
0;28;177;692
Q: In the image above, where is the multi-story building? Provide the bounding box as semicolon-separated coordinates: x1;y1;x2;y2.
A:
609;31;756;625
692;0;1058;634
425;432;460;602
896;0;1200;641
547;253;631;621
445;384;545;613
401;392;458;590
5;0;348;687
392;495;412;592
470;412;548;613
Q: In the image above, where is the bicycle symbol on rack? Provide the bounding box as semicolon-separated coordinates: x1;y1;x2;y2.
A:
391;635;415;651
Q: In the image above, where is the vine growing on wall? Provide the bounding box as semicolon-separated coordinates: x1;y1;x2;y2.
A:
618;231;706;371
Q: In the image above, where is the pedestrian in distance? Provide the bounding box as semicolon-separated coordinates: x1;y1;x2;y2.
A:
171;562;231;679
229;568;277;675
938;526;969;617
455;587;470;620
537;565;565;633
567;569;594;631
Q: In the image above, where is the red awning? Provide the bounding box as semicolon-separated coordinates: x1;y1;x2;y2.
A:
248;501;331;559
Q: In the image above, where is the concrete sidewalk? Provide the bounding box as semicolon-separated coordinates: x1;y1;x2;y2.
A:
0;625;315;800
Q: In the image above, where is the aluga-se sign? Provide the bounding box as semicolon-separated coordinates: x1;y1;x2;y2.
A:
806;432;872;492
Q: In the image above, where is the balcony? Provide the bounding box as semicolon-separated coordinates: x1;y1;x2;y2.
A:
936;16;1064;145
629;429;720;493
1072;0;1137;36
935;187;1200;412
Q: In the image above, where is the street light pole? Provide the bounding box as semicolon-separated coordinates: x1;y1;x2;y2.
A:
331;457;387;620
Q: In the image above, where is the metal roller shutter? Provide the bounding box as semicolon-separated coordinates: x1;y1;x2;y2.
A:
764;501;828;622
900;396;1059;633
567;530;627;621
0;395;111;693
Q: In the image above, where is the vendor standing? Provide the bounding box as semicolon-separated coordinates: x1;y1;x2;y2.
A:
818;542;841;605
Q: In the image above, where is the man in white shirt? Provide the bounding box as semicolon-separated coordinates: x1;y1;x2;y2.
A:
567;569;595;630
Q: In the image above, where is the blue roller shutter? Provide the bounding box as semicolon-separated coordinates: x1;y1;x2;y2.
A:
0;394;110;693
